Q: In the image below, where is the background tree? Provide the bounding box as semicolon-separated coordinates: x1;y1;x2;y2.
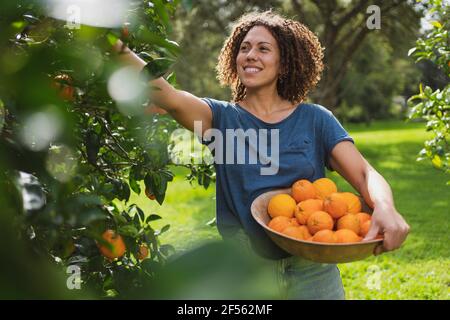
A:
336;32;421;124
290;0;422;110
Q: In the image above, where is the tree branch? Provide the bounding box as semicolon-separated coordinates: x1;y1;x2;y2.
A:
335;0;370;30
99;118;134;162
290;0;307;23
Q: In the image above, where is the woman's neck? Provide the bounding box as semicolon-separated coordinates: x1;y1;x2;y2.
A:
239;92;293;115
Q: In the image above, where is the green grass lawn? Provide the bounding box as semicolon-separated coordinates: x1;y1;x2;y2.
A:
120;119;449;300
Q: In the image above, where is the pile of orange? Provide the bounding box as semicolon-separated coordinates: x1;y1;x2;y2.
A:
267;178;383;243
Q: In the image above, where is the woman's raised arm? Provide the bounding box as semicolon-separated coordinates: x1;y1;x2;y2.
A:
111;39;212;135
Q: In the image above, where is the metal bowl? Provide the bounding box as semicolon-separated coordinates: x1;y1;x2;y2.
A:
250;188;383;264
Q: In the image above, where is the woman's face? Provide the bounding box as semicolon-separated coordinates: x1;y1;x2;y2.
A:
236;26;281;91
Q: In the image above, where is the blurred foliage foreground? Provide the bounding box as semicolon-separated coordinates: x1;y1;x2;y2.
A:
0;0;230;299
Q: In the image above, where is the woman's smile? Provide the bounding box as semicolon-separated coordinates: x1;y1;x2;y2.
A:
243;66;263;75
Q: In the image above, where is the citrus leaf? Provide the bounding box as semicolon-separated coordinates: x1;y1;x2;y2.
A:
118;225;139;237
146;214;162;223
431;21;442;29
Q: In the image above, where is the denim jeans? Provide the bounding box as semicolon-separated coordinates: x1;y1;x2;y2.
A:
276;255;345;300
229;230;346;300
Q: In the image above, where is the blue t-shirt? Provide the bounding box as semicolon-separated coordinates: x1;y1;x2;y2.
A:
199;98;354;260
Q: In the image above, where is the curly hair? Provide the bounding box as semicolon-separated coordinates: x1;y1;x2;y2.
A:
216;9;324;105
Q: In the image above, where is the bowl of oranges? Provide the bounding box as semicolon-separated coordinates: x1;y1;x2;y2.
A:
250;178;383;264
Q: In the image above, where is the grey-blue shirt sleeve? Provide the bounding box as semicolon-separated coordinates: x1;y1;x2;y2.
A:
197;97;224;145
321;109;354;171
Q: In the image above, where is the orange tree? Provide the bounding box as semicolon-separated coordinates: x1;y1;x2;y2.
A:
0;0;213;298
408;0;449;182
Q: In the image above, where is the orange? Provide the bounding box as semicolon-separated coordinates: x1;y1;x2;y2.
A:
335;229;362;243
267;194;297;218
340;192;362;214
121;25;130;39
313;178;337;199
268;216;294;233
323;193;348;219
294;199;323;225
290;218;300;227
137;244;149;261
145;188;156;200
355;212;372;226
298;226;312;240
53;74;75;101
97;229;126;260
337;214;361;235
291;179;317;202
282;225;311;240
307;211;334;235
312;230;337;243
360;220;371;237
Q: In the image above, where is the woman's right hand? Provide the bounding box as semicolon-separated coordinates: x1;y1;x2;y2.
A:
110;38;212;134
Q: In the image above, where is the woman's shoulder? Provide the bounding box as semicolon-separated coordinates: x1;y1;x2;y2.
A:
201;97;236;109
298;102;334;119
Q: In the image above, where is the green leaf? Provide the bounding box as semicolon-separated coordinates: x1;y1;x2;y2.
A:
160;169;174;182
160;224;170;234
119;180;131;202
408;47;417;57
136;206;145;222
146;214;162;223
206;217;216;227
129;176;141;195
153;0;171;33
106;32;119;46
118;225;139;237
142;57;175;80
159;244;175;256
431;154;442;168
12;20;27;30
138;30;180;57
114;214;128;226
431;21;442;29
144;172;155;194
129;166;142;195
144;171;168;205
